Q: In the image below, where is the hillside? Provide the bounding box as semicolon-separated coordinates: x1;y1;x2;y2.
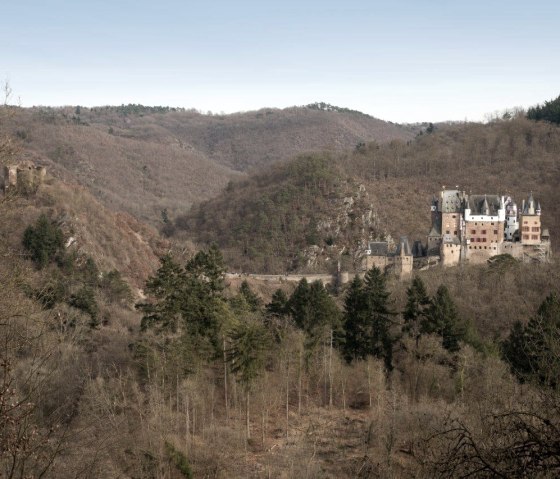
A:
2;132;560;479
0;173;166;289
0;104;413;226
177;116;560;273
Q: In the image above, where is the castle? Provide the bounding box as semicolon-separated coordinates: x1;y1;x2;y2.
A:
364;187;551;278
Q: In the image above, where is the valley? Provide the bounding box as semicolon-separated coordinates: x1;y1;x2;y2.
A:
1;97;560;478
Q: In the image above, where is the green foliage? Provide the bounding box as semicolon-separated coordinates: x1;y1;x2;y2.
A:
402;276;431;340
164;441;193;479
138;254;186;333
137;246;229;365
227;318;270;391
305;102;374;118
180;154;352;273
266;289;289;317
22;214;65;268
422;285;465;352
288;280;341;350
238;280;262;312
342;269;395;370
69;286;99;327
502;293;560;387
527;94;560;124
99;270;132;304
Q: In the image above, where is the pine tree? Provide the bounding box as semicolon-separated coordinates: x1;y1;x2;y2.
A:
227;318;270;439
137;254;186;332
22;214;65;269
287;278;311;330
363;267;395;370
503;293;560;387
423;285;464;352
266;289;288;317
342;275;368;362
239;280;262;312
342;268;395;370
403;276;431;343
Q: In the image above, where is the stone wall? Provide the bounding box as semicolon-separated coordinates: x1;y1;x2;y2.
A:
2;163;46;194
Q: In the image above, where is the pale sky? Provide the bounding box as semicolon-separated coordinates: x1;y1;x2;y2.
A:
2;0;559;123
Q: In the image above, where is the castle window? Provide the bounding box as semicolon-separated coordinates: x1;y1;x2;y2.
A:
534;221;538;224
454;230;457;235
522;226;529;232
524;221;528;224
523;234;529;240
452;215;456;219
494;230;498;234
532;227;540;232
491;222;495;225
446;230;450;234
482;238;487;242
481;230;487;234
471;230;476;234
531;235;539;240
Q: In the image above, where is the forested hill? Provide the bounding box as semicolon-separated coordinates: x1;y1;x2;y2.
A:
177;116;560;273
0;104;413;225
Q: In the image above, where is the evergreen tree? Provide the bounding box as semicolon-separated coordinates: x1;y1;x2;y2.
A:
287;279;341;350
423;285;464;352
341;275;368;362
527;94;560;124
403;276;431;342
227;318;270;439
342;268;395;370
22;214;65;269
503;293;560;387
363;267;395;370
137;254;186;332
287;278;311;331
239;280;262;312
266;288;288;317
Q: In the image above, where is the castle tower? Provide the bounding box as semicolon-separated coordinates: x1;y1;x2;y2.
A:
504;196;519;241
520;193;541;245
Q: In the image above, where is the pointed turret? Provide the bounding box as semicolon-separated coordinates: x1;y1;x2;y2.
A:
525;192;536;214
482;196;490;216
537;201;542;216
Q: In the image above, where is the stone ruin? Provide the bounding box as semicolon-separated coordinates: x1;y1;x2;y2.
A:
2;161;46;194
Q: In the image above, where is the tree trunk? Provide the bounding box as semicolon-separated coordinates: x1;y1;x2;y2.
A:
223;337;229;422
329;329;333;408
246;389;250;440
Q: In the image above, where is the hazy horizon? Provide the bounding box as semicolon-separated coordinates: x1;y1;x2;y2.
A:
3;0;559;123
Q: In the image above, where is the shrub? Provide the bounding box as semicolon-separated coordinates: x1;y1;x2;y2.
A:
68;286;99;327
22;214;65;268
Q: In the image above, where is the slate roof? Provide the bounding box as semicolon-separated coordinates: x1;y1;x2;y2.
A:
467;194;501;216
368;242;388;256
395;236;412;256
440;190;463;213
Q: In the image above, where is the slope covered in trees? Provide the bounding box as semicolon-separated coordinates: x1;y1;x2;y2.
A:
179;116;560;272
527;94;560;124
0;104;413;226
2;152;560;477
